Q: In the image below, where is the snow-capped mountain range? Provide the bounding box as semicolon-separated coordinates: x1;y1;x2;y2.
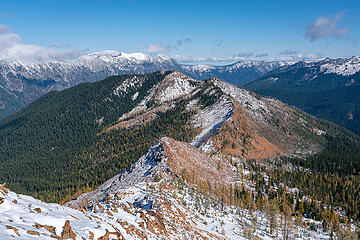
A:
1;51;360;122
245;55;360;94
264;56;360;78
0;50;291;120
181;59;292;85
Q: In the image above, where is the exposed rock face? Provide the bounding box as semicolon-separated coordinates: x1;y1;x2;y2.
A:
61;220;76;240
34;222;56;234
26;230;40;236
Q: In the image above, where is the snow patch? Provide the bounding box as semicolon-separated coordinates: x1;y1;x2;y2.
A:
156;72;196;103
268;77;278;82
113;76;144;97
131;92;139;100
96;117;104;125
191;95;233;147
212;79;270;120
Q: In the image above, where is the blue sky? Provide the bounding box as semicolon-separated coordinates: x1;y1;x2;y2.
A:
0;0;359;64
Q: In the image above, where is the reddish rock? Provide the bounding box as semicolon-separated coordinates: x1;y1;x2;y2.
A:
61;220;76;240
33;207;42;213
89;231;94;240
97;229;110;240
27;230;40;236
6;225;20;236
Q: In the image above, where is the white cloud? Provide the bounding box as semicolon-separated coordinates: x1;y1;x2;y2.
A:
0;24;83;62
0;24;20;50
235;52;253;58
255;53;268;58
279;49;298;55
146;43;171;53
172;55;249;64
173;51;273;64
306;12;350;41
2;44;82;62
302;53;319;59
171;55;206;63
52;43;70;48
173;52;322;64
0;24;11;34
278;53;320;61
176;38;192;46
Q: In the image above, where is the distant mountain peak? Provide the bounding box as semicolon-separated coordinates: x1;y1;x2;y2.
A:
320;56;360;76
76;50;169;64
350;55;360;61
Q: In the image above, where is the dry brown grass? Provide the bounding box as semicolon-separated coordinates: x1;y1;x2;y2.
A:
161;137;234;187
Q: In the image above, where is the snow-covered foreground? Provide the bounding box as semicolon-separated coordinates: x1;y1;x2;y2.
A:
0;178;330;240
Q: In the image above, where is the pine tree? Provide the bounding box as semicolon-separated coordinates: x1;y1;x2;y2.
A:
267;198;279;236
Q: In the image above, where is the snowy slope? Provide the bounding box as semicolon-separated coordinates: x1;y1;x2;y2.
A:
264;56;360;78
191;95;233;147
320;56;360;76
212;78;270;119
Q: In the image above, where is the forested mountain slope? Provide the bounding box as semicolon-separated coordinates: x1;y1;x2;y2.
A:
245;56;360;135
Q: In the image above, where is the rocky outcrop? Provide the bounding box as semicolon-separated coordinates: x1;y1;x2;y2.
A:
61;220;76;240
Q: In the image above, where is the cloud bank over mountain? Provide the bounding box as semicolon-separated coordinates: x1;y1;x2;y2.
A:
0;24;84;62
